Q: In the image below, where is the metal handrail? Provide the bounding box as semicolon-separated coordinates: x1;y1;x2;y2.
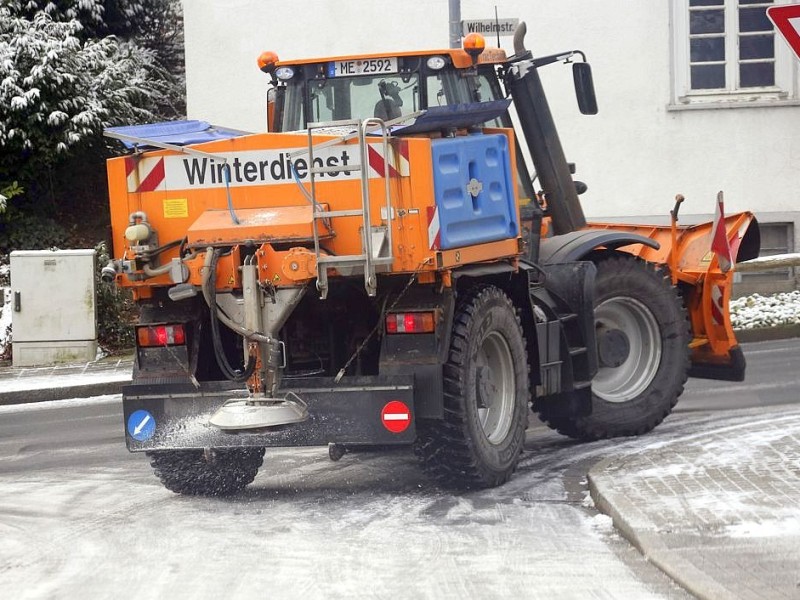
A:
303;117;396;298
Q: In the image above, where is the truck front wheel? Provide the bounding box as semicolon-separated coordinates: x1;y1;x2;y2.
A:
414;286;529;489
147;447;265;496
536;254;690;440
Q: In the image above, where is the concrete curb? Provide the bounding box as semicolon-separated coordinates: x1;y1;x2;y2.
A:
733;323;800;343
588;457;737;600
0;380;130;406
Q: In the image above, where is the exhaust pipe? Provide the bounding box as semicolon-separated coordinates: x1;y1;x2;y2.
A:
506;22;587;235
507;64;587;235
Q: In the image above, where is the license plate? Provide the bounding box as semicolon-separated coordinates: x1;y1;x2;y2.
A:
327;57;398;77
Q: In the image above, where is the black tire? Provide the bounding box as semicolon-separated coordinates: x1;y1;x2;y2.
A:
536;254;690;440
414;286;530;489
147;447;265;496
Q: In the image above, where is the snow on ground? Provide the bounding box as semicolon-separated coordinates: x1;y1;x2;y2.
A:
1;365;131;393
0;394;119;415
726;518;800;539
587;407;800;600
597;410;800;535
0;410;680;600
730;290;800;330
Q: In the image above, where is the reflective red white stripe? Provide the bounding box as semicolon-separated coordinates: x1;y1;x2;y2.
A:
427;206;441;250
367;140;409;178
711;284;726;326
125;156;166;193
711;192;732;273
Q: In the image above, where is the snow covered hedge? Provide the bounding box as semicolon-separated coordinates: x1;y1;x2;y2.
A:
729;291;800;330
0;0;183;254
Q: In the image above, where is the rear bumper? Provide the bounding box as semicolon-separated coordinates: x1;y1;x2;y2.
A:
123;375;415;451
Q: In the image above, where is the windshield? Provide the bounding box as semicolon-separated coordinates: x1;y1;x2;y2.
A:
280;73;420;131
276;60;510;131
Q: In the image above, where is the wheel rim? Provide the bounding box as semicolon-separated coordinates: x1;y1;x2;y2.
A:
593;296;661;403
475;331;516;444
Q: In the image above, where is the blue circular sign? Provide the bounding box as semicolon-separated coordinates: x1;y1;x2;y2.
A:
127;409;156;441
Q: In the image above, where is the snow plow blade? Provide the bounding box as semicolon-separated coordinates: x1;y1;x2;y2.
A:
687;345;746;382
123;376;415;451
586;211;760;382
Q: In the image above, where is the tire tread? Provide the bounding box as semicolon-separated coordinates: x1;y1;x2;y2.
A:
414;285;529;489
148;448;265;496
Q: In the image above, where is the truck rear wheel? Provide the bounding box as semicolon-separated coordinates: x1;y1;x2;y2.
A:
147;448;265;496
414;286;529;489
536;254;690;440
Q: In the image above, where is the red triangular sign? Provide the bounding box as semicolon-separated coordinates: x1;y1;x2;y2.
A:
768;4;800;61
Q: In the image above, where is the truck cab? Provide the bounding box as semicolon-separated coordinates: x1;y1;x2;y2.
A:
265;46;510;131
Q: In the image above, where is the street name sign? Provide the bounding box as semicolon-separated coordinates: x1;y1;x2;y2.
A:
461;18;519;37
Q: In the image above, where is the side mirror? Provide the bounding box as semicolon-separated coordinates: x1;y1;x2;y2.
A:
573;62;598;115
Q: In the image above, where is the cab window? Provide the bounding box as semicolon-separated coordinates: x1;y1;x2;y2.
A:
308;74;420;124
426;72;448;107
280;81;305;132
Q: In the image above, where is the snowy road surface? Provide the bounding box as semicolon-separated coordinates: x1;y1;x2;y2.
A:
679;338;800;412
2;338;798;599
0;396;692;600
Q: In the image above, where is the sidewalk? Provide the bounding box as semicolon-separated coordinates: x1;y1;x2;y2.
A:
589;407;800;600
0;354;133;405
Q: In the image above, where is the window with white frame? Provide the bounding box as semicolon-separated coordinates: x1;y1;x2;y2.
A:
671;0;798;107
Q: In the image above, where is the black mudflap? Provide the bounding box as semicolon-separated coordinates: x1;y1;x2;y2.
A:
123;376;415;451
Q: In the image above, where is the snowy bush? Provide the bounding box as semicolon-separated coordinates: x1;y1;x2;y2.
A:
0;8;170;180
730;291;800;330
3;1;184;83
0;1;183;254
5;1;155;38
0;263;10;360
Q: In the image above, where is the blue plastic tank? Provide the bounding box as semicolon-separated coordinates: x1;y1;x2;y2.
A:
430;134;518;250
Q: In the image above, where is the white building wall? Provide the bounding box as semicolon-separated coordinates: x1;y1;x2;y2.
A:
183;0;800;229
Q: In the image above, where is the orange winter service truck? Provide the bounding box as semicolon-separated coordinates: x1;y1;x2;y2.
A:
103;27;759;495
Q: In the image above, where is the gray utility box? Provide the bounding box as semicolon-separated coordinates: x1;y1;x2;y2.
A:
10;249;97;367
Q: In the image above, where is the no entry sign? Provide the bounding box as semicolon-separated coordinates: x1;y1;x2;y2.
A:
768;4;800;60
381;401;411;434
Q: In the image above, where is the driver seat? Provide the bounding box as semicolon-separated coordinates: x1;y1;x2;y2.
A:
374;97;401;121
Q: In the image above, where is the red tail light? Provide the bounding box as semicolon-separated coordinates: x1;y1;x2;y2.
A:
385;312;435;334
137;324;186;347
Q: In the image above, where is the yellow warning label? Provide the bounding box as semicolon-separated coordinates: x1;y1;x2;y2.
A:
163;198;188;218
